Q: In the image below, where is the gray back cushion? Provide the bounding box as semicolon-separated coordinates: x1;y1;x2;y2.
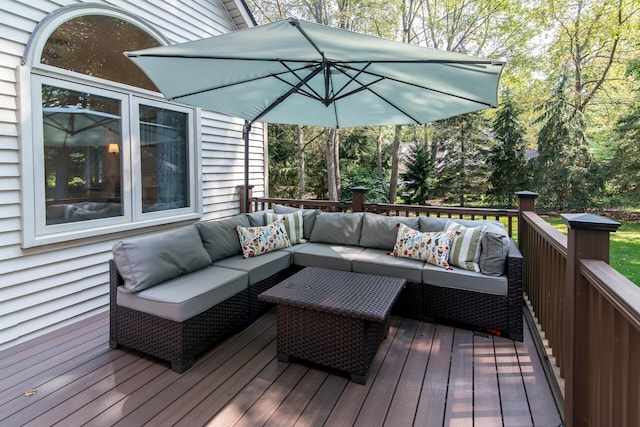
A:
478;222;510;276
419;216;449;232
309;212;364;246
246;209;271;227
195;215;250;262
113;225;212;293
274;204;320;239
359;213;420;250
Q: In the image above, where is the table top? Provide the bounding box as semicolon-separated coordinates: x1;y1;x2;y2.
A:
258;267;406;322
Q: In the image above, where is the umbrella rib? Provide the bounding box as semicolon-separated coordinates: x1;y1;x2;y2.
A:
169;64;316;101
339;63;495;107
277;61;325;102
250;64;326;123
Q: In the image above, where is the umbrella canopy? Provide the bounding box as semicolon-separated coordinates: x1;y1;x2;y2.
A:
125;18;505;210
125;18;505;129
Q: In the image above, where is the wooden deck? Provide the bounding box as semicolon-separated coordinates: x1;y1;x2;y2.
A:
0;310;562;427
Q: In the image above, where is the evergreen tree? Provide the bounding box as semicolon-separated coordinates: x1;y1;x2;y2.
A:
433;113;492;206
487;91;529;207
401;141;435;205
533;77;594;209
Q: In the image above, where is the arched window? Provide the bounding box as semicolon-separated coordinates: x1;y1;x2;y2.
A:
40;14;161;90
20;5;200;247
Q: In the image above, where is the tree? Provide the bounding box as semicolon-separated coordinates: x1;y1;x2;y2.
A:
401;140;434;204
432;113;492;206
487;91;529;207
533;77;595;209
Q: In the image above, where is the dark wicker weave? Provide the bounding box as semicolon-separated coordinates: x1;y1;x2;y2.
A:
391;238;524;341
248;264;304;321
109;260;250;373
258;267;405;384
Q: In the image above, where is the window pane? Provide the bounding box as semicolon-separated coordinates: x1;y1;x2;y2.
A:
42;85;123;225
139;105;189;213
41;15;161;91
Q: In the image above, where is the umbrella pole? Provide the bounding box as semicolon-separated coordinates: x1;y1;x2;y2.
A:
242;120;251;213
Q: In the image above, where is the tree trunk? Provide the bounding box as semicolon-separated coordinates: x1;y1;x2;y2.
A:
297;125;305;199
326;128;339;201
388;125;402;203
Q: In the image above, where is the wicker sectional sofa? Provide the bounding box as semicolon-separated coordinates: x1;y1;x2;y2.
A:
109;206;523;373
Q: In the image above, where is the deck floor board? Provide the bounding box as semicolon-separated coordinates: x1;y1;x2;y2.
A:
0;310;562;427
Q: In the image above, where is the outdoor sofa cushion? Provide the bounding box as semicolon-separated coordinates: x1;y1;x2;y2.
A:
422;262;508;296
309;212;364;246
293;243;364;271
116;266;248;322
196;215;250;261
213;250;292;284
359;213;420;250
352;248;424;283
265;210;305;244
112;225;212;293
274;204;320;240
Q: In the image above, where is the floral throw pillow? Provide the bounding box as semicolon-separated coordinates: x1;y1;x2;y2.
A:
236;219;291;258
391;223;453;268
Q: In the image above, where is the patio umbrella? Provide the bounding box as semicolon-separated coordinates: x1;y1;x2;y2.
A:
125;17;505;209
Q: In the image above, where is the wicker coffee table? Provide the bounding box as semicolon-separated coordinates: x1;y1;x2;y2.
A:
258;267;405;384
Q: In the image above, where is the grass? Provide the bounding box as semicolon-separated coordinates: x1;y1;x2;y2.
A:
543;216;640;286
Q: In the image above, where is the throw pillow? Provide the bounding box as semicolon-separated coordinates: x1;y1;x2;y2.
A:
445;221;484;272
391;223;453;268
265;210;305;244
236;220;291;258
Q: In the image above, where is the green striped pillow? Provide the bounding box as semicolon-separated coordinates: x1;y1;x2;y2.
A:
265;210;306;244
445;221;485;272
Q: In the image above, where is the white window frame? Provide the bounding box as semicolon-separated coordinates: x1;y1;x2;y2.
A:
18;5;202;248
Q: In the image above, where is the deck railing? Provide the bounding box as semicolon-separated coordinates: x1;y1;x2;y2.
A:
517;192;640;427
248;187;518;236
243;187;640;426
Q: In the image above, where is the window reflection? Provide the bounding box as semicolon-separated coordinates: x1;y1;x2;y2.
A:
41;15;161;91
139;105;189;213
43;85;123;224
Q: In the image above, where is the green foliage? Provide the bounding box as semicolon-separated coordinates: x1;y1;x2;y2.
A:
431;113;492;206
401;141;435;205
487;91;530;207
340;167;389;203
532;77;598;210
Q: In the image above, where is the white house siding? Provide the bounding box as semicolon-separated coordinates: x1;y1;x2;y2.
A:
0;0;264;350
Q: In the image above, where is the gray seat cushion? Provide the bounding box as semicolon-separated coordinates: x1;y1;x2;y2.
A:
352;248;424;283
293;243;364;271
419;216;449;232
112;225;212;293
116;266;248;322
213;250;291;284
309;212;364;246
196;215;250;262
359;213;420;250
422;263;508;296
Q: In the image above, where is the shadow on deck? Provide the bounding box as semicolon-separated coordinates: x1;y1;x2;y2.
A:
0;310;561;426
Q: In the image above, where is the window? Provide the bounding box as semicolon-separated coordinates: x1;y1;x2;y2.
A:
21;6;201;247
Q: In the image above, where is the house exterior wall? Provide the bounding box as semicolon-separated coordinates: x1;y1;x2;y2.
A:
0;0;264;350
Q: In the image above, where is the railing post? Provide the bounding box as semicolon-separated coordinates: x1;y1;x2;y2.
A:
562;213;621;427
351;186;368;212
238;185;254;213
516;191;538;245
